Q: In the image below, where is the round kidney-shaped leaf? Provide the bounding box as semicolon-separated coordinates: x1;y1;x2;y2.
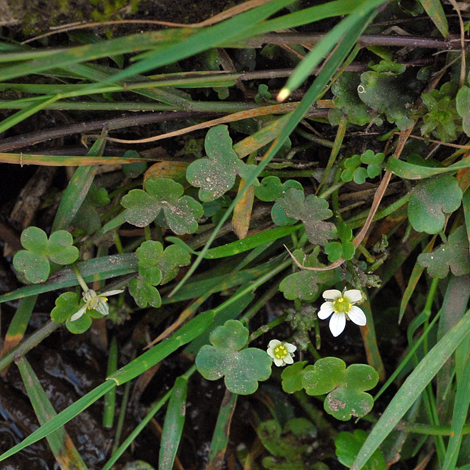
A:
408;175;462;234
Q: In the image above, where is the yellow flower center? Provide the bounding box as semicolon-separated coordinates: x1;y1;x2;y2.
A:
273;344;288;359
333;296;352;314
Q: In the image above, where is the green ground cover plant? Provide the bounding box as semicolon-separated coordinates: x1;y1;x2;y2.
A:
0;0;470;468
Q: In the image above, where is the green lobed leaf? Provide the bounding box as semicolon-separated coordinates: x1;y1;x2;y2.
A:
358;60;417;130
13;227;79;283
122;178;203;234
417;226;470;278
281;361;309;393
255;176;303;202
408;175;462;234
195;320;272;395
186;125;259;202
129;278;162;308
330;72;379;126
136;240;164;268
50;291;81;323
325;364;379;420
302;357;345;396
273;188;335;246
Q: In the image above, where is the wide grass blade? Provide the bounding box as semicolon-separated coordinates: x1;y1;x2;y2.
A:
52;136;106;232
17;357;89;470
207;390;238;469
159;376;188;470
353;307;470;469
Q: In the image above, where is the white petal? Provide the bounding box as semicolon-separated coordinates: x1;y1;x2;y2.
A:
70;305;87;321
273;357;284;367
348;306;367;326
285;343;297;353
344;289;362;303
95;301;109;316
268;339;281;349
318;302;334;319
284;355;294;365
322;289;342;300
329;312;346;337
102;289;124;297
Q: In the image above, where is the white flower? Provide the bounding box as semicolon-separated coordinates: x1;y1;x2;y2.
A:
267;339;297;367
70;289;124;321
318;289;366;337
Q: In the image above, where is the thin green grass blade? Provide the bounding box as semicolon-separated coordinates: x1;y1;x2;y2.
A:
233;114;292;159
166;257;281;304
159;376;188;470
52;136;106;232
247;0;362;36
103;336;118;429
0;29;194;82
0;95;59;134
208;390;238;468
0;380;114;462
442;350;470;470
399;237;437;323
278;0;387;99
170;1;377;296
201;225;301;259
352;308;470;470
0;153;154;165
65;62;193;109
17;357;89;469
82;0;296;90
0;253;138;303
0;321;60;373
359;294;385;381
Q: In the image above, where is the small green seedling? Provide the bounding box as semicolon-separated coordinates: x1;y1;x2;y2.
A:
129;241;190;308
325;222;355;262
195;319;272;394
341;150;384;184
13;227;79;283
